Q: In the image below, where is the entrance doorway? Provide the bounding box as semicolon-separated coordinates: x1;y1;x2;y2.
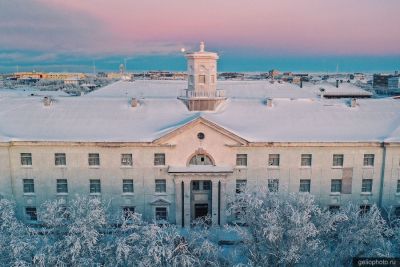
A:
194;203;209;219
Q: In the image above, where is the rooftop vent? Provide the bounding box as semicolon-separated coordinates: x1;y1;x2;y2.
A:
130;97;139;107
336;80;339;88
350;98;357;108
319;88;325;99
43;96;52;106
265;98;273;107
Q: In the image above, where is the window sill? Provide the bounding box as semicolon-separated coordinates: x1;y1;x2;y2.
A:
235;166;248;169
330;192;341;196
155;192;168;196
56;193;68;196
267;166;280;169
55;165;67;168
120;165;133;169
299;166;311;169
331;166;343;169
122;193;135;196
362;166;374;169
361;192;372;196
23;193;36;196
154;165;168;168
89;166;100;169
395;192;400;196
90;193;101;196
21;165;33;169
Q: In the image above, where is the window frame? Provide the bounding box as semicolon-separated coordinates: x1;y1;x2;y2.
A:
155;207;168;221
21;153;32;166
268;179;279;193
363;154;375;167
122;179;134;193
301;154;312;167
89;179;101;194
56;179;68;194
88;153;100;167
361;179;373;193
331;179;342;193
332;154;344;167
154;153;166;166
198;75;206;84
121;154;133;167
25;207;37;221
268;154;280;167
23;179;35;194
236;179;247;194
299;179;311;193
236;154;248;167
155;179;166;193
55;153;66;166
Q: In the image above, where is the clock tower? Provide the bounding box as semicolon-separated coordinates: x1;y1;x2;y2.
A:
179;42;226;111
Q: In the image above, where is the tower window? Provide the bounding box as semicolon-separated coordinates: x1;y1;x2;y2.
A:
198;75;206;84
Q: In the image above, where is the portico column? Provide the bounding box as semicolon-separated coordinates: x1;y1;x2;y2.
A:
220;180;227;225
183;180;191;228
174;178;183;227
211;180;219;226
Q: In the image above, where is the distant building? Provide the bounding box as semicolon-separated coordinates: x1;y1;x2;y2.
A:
373;73;400;94
269;69;280;79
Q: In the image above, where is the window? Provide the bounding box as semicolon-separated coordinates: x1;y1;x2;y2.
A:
332;154;344;167
25;207;37;221
56;179;68;193
90;179;101;194
88;153;100;166
192;181;200;191
301;154;312;167
23;179;34;193
121;154;133;166
361;179;373;193
122;206;135;219
210;75;215;83
123;179;134;193
189;154;213;165
363;154;374;167
155;207;168;221
189;75;194;85
268;179;279;192
154;153;165;166
198;75;206;84
329;205;340;213
397;180;400;193
299;179;311;193
55;153;66;166
203;181;211;190
359;204;371;215
155;179;166;193
331;179;342;193
268;154;280;167
394;207;400;218
21;153;32;166
236;154;247;166
236;179;247;194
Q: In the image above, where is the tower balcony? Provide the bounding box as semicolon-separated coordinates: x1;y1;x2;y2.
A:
179;89;226;99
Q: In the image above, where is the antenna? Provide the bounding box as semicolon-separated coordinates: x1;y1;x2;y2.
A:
92;60;96;75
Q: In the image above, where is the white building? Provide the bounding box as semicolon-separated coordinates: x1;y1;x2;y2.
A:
0;43;400;226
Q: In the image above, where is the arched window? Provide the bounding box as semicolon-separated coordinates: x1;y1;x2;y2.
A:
189;154;213;165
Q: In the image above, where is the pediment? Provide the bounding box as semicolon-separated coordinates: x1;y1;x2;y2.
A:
150;198;171;206
153;117;248;146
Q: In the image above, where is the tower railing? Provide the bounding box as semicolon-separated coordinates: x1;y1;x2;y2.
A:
180;89;226;98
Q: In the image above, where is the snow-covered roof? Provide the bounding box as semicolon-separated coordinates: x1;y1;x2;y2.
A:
0;90;399;143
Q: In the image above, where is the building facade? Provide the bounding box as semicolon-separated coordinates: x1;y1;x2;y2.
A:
1;43;400;226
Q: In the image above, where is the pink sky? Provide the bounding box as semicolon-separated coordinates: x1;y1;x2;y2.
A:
2;0;400;55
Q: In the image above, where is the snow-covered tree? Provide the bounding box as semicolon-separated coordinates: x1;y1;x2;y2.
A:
321;204;393;266
34;196;109;266
0;198;37;266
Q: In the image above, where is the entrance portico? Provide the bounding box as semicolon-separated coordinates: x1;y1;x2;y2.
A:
169;166;232;227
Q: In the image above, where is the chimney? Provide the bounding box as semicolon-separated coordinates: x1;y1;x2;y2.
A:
350;98;357;107
300;80;303;88
336;80;339;88
319;88;325;99
266;98;273;107
130;97;139;107
43;96;52;106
